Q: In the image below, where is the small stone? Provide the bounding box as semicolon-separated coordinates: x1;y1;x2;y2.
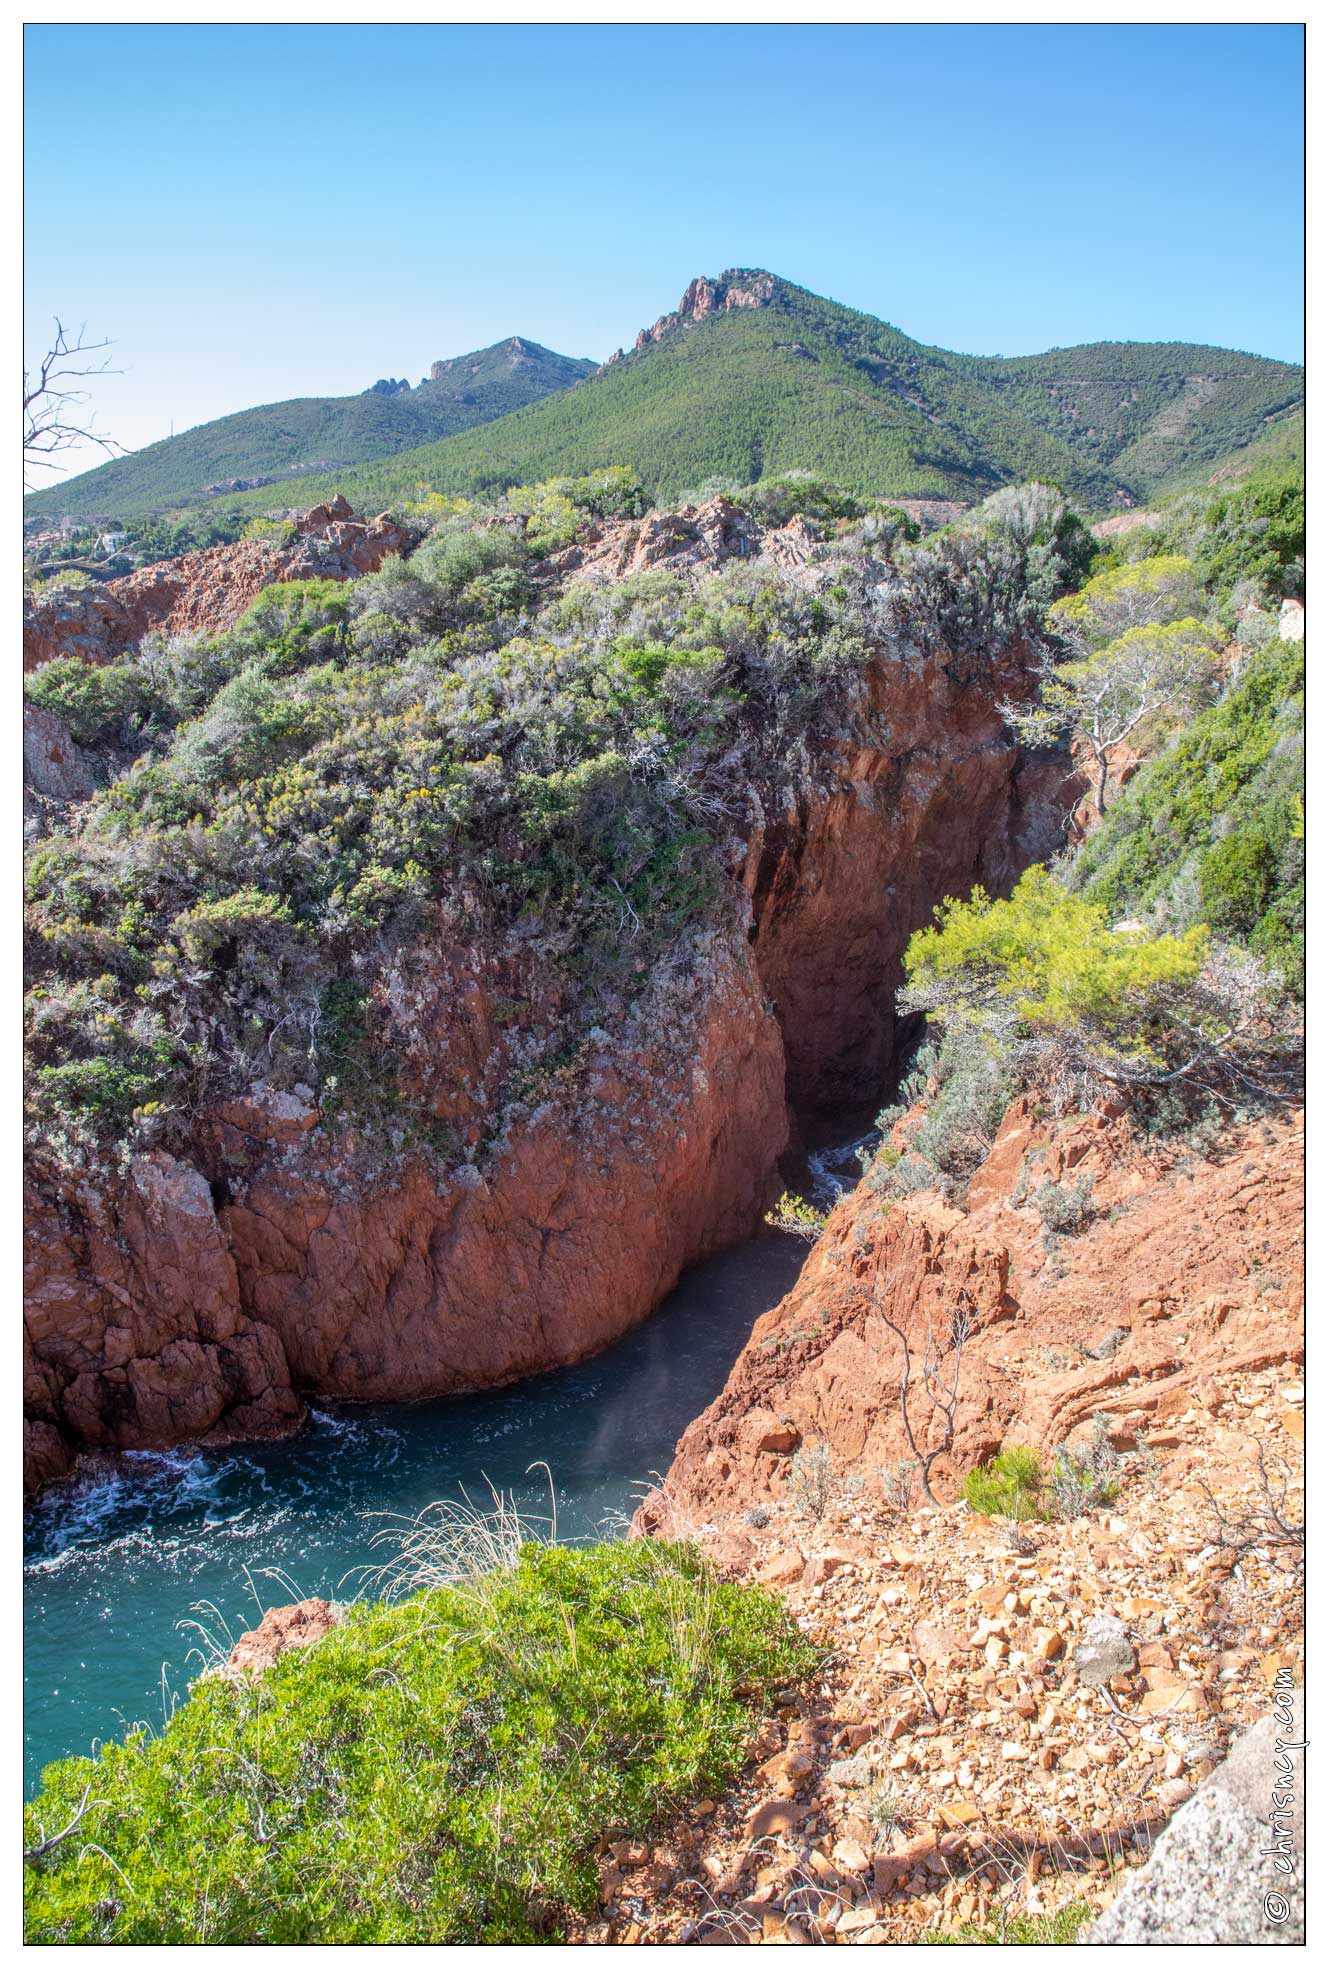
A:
746;1798;808;1840
911;1620;964;1664
759;1747;814;1790
824;1754;873;1790
837;1906;885;1936
1074;1614;1137;1685
757;1550;805;1586
832;1837;870;1873
874;1832;937;1891
803;1549;854;1588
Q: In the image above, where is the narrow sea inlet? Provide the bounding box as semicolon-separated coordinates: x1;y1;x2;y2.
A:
24;1227;815;1796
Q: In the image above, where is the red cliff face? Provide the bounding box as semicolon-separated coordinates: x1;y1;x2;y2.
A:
24;940;788;1489
743;652;1072;1134
639;1104;1304;1535
23;498;410;672
23;1153;305;1491
23;635;1074;1490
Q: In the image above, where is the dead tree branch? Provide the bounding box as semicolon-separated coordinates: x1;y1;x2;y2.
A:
1196;1443;1304;1575
23;318;123;487
24;1783;97;1864
873;1274;974;1509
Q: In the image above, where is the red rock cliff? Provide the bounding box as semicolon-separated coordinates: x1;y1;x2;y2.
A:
640;1103;1304;1534
24;636;1072;1490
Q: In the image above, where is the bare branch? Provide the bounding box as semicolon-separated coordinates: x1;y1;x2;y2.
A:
23;318;124;488
870;1267;973;1509
24;1783;98;1863
1196;1444;1304;1575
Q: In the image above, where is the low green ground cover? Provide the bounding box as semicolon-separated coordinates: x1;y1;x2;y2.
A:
24;1539;815;1943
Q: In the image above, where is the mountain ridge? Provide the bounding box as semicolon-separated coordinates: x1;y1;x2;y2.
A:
28;269;1303;522
24;336;597;522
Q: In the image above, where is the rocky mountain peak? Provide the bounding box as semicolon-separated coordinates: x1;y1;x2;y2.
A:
631;269;778;352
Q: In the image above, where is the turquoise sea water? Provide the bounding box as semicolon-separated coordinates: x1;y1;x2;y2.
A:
23;1227;809;1796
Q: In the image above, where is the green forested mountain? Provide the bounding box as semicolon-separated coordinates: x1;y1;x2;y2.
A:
955;344;1306;495
201;273;1302;520
24;339;596;523
1162;403;1304;495
27;272;1303;523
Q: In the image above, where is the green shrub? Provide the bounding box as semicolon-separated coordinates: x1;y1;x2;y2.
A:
410;523;528;597
742;471;865;528
241;516;296;546
907;867;1208;1038
909;1027;1013;1178
766;1191;830;1241
1049;1415;1121;1520
790;1440;835;1521
1050;554;1198;645
1032;1173;1095;1234
25;658;151;747
233;578;353;672
169;888;296;966
865;1150;943;1201
963;1446;1047;1521
23;1540;814;1944
1073;637;1304;989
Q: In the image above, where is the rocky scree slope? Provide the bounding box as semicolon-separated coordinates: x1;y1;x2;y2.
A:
607;1110;1302;1943
23;502;1073;1490
604;1353;1303;1942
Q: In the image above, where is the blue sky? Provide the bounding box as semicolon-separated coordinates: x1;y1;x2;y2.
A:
25;23;1304;476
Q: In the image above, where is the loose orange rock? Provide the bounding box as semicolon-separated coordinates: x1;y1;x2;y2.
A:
757;1550;807;1587
745;1799;808;1841
226;1597;337;1676
832;1837;870;1874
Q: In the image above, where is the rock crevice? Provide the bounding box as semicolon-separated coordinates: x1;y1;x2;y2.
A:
25;631;1072;1489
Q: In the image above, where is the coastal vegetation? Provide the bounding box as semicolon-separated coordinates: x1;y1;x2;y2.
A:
23;474;1083;1171
868;456;1303;1196
24;447;1303;1200
24;1538;814;1942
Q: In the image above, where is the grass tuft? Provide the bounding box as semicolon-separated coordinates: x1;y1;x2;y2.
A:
963;1445;1048;1522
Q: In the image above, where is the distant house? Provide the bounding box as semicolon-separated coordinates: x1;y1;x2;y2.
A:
97;532;128;554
